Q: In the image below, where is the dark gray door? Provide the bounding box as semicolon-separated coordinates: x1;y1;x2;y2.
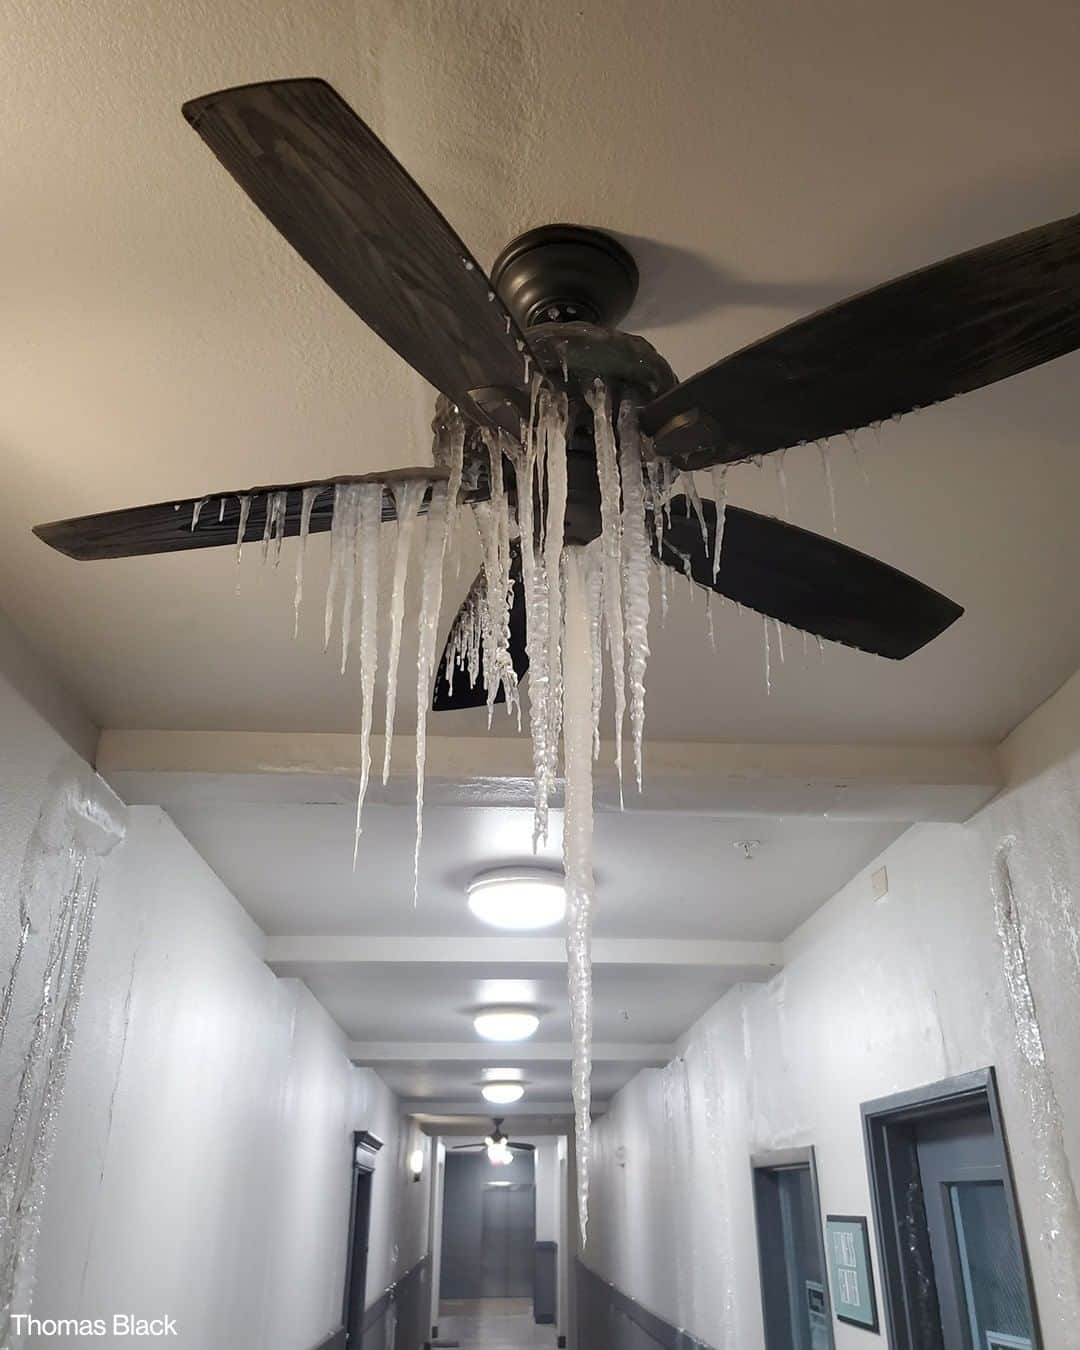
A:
916;1111;1036;1350
480;1184;535;1298
344;1167;373;1344
754;1160;833;1350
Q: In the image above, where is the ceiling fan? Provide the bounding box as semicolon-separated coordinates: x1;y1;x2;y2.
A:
451;1119;536;1166
33;77;1080;710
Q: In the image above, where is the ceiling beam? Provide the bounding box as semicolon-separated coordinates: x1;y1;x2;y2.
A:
348;1041;673;1064
98;727;1002;821
267;935;782;973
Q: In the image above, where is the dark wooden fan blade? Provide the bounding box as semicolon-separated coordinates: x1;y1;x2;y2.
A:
182;79;534;432
33;468;447;561
432;546;528;711
450;1143;485;1151
507;1142;535;1152
641;212;1080;468
657;495;962;658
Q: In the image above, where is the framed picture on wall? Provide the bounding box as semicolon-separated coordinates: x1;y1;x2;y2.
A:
826;1215;879;1333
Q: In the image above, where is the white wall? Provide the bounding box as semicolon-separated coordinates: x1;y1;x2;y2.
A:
585;670;1080;1350
0;620;428;1349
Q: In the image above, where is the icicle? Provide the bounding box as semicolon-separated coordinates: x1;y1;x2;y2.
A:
260;489;288;566
774;618;785;664
587;558;604;760
818;442;838;532
382;479;426;784
472;433;519;721
678;469;710;549
587;380;626;806
327;484;364;673
218;497;226;523
352;483;383;863
709;466;728;581
190;497;208;532
764;614;773;694
324;483;359;660
293;486;321;639
413;481;450;904
618;401;651;792
543;393;569;758
706;592;717;650
234;494;252;564
774;450;790;519
562;544;599;1244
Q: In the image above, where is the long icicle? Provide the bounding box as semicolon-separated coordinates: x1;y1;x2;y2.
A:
352;483;383;865
413;481;450;904
382;479;426;783
562;543;598;1245
617;401;651;792
587;380;626;806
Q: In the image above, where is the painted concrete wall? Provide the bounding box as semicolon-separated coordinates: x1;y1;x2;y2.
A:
584;669;1080;1350
0;632;428;1349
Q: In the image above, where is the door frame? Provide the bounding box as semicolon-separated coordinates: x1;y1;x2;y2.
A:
343;1130;383;1342
751;1145;836;1350
861;1067;1041;1350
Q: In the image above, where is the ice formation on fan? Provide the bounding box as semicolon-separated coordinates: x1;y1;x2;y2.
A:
217;374;745;1241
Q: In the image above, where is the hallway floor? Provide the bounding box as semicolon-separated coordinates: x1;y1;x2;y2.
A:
437;1299;558;1349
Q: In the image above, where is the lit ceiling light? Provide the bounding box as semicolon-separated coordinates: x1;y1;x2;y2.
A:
486;1140;514;1166
473;1007;540;1042
408;1148;425;1182
467;868;566;931
481;1081;526;1105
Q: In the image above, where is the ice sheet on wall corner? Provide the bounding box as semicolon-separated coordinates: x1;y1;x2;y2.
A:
0;761;126;1346
991;835;1080;1330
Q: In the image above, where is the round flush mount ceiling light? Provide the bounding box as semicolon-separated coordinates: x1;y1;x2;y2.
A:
481;1081;526;1105
473;1007;540;1042
467;868;566;931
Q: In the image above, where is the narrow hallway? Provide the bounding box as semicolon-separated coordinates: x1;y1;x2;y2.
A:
436;1299;557;1350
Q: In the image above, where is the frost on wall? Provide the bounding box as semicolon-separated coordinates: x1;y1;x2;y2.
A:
990;822;1080;1338
0;763;126;1345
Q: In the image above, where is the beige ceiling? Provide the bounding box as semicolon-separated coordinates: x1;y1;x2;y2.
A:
3;0;1080;743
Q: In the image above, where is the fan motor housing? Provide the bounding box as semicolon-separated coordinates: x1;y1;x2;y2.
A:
492;224;640;330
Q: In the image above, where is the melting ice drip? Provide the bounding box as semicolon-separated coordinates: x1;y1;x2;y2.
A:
0;766;126;1345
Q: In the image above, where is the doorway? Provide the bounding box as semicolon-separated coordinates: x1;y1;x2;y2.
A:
441;1151;537;1300
863;1068;1040;1350
753;1148;834;1350
343;1131;381;1346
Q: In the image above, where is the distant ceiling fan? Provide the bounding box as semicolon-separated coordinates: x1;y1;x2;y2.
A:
33;78;1080;707
451;1119;536;1166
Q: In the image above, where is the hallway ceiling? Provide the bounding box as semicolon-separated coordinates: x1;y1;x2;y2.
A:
3;0;1080;743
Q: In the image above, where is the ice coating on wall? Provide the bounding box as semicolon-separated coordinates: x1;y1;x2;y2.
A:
0;763;126;1347
991;834;1080;1330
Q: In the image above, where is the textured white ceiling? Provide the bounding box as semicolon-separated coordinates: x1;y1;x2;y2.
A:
2;0;1080;741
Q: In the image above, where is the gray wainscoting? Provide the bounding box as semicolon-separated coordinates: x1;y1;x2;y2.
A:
575;1260;715;1350
534;1240;557;1324
354;1256;431;1350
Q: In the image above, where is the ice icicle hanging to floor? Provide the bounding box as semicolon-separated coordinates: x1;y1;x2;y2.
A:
413;481;451;904
382;479;426;783
562;543;600;1244
352;483;383;865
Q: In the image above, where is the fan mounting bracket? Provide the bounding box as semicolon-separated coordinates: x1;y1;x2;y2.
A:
491;224;639;330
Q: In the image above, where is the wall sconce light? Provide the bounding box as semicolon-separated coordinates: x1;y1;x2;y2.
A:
408;1148;425;1182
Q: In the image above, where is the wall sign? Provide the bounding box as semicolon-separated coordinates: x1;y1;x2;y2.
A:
826;1215;879;1333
